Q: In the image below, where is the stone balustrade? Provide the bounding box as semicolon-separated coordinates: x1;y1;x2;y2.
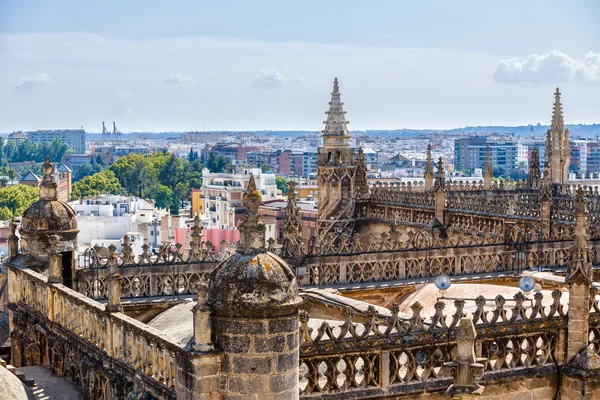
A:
8;264;202;398
298;290;574;397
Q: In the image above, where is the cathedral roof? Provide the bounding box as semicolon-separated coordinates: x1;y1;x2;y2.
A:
20;157;77;234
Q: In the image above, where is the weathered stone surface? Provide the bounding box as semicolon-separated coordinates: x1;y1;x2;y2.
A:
228;375;267;394
276;352;298;373
269;372;297;392
218;336;251;353
254;335;285;353
232;356;273;374
268;318;297;334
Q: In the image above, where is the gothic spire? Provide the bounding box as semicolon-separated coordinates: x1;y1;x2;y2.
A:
322;77;349;137
551;87;565;134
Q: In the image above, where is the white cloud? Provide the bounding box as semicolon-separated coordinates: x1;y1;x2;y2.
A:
14;72;52;90
295;75;304;84
493;50;600;84
250;68;285;89
164;74;196;85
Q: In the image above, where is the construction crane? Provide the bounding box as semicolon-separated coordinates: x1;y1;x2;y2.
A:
101;122;111;142
112;121;122;142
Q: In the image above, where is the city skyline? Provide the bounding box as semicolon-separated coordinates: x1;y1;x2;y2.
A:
1;0;599;132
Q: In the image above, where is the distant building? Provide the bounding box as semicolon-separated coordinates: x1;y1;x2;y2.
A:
202;144;260;163
454;137;518;173
26;129;86;154
18;163;72;202
302;151;318;178
63;154;94;172
7;131;27;142
259;199;318;247
199;167;278;230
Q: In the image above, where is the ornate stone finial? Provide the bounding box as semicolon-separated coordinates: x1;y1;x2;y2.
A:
9;217;17;236
283;181;305;255
39;156;58;201
484;146;493;177
434;157;446;192
237;174;266;253
333;77;339;94
575;185;586;216
424;144;434;190
442;318;485;396
191;213;203;238
42;156;54;178
192;281;213;352
528;148;542;188
7;217;19;259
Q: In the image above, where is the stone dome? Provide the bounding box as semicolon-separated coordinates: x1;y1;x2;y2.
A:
209;251;300;310
21;199;77;233
20;157;77;234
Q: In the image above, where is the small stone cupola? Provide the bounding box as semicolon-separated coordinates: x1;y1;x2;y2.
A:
19;157;79;285
208;174;301;314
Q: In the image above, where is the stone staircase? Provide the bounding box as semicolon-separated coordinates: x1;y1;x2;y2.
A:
0;356;35;388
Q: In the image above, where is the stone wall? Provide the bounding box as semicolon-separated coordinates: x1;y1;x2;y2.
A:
213;314;299;399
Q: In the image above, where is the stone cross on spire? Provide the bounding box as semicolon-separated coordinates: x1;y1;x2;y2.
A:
39;156;58;201
237;174;266;254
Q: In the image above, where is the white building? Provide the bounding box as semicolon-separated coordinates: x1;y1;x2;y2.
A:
70;195;159;256
200;167;279;229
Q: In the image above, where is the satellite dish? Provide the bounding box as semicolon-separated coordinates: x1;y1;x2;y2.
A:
435;275;451;291
519;276;535;292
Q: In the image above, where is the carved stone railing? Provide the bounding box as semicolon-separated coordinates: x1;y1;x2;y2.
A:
82;240;235;269
368;185;435;208
298;237;586;286
299;291;568;397
446;191;540;219
76;261;217;300
446;180;485;191
7;264;204;398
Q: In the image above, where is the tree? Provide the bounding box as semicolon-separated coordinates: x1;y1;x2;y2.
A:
73;162;103;182
260;163;272;173
0;184;40;218
206;152;229;173
492;166;506;178
147;184;173;210
71;170;122;200
276;176;289;195
44;138;73;162
188;148;199;163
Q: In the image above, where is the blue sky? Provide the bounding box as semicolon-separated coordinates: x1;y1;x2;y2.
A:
0;0;599;132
